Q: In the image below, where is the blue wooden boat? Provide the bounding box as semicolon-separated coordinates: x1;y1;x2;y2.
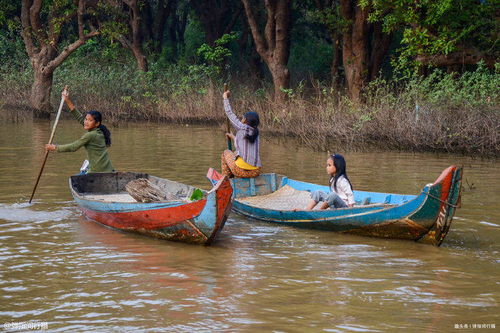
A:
207;166;462;246
70;172;233;245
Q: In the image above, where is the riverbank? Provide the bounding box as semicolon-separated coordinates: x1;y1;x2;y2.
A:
1;60;498;156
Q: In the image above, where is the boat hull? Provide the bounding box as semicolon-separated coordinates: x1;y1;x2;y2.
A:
71;172;233;245
207;166;462;246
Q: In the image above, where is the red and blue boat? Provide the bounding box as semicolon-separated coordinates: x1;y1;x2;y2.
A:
70;172;232;245
207;166;462;246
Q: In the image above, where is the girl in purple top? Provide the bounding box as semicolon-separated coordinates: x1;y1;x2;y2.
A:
221;90;262;178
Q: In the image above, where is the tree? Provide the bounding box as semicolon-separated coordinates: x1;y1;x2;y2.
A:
339;0;368;101
20;0;100;114
339;0;392;101
365;0;498;71
242;0;292;101
0;1;21;30
302;0;392;100
168;0;189;60
306;0;343;85
120;0;147;71
0;1;24;67
197;32;239;78
142;0;177;54
190;0;243;46
104;0;148;71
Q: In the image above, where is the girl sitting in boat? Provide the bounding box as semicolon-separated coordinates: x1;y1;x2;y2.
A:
45;89;114;174
221;90;262;178
305;154;354;210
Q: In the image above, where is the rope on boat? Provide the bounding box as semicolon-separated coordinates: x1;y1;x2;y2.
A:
422;191;459;208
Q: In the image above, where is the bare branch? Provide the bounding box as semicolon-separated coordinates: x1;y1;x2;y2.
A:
274;0;291;64
416;49;497;68
30;0;47;42
264;0;276;53
78;0;85;38
241;0;291;100
241;0;268;58
21;0;36;57
117;35;132;49
46;31;100;72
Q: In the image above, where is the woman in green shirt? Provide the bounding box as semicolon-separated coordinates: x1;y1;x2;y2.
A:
45;90;114;173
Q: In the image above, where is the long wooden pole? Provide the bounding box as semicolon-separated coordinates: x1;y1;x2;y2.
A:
29;86;67;203
224;83;232;151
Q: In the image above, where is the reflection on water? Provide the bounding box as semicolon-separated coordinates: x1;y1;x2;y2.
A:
0;120;498;331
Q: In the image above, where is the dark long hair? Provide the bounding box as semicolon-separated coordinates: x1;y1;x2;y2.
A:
244;111;260;143
87;110;111;147
330;154;352;191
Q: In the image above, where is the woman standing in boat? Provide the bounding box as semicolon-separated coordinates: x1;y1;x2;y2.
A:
45;89;114;174
221;90;262;178
305;154;354;210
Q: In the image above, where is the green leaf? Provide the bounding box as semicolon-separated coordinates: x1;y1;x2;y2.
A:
189;189;204;201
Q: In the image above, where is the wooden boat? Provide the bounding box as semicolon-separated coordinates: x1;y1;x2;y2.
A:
70;172;233;245
207;166;462;246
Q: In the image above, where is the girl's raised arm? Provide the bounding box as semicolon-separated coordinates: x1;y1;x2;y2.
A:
62;89;84;125
223;91;246;130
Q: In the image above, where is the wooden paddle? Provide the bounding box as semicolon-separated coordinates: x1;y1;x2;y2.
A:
29;86;68;203
224;83;232;150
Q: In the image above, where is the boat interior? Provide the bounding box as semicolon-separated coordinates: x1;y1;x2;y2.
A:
232;173;418;210
70;172;201;203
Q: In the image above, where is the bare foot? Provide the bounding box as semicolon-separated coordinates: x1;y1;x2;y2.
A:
319;202;330;210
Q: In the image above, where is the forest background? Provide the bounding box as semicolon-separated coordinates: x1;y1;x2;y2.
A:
0;0;498;155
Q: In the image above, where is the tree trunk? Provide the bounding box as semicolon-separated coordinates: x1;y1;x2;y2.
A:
239;22;264;81
156;0;169;52
131;45;148;71
340;0;369;102
311;0;343;87
191;0;219;45
241;0;292;102
271;64;290;98
141;0;154;43
339;1;393;100
168;14;178;59
21;0;99;114
168;2;187;59
31;67;54;116
331;32;342;87
369;22;392;81
127;0;148;71
191;0;241;46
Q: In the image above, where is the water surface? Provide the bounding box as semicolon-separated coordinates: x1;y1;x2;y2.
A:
0;120;498;331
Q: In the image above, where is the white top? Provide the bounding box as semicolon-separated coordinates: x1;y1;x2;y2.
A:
330;175;355;206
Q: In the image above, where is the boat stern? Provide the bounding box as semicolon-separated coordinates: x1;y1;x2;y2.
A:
195;175;233;245
418;166;463;246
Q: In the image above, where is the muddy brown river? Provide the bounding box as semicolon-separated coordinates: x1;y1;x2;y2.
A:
0;120;498;331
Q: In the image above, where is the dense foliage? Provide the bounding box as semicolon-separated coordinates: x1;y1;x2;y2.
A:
363;0;499;73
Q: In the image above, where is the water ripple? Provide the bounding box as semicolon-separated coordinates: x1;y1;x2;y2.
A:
0;123;498;331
